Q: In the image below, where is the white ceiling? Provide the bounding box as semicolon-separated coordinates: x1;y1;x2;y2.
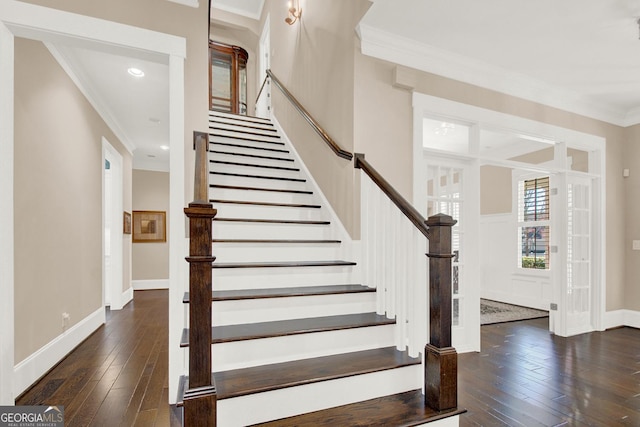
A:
360;0;640;126
50;43;170;171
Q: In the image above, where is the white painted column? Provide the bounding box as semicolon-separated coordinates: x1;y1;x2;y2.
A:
168;53;187;404
0;21;15;405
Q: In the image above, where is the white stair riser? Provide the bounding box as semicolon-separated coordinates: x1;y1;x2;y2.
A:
210;112;272;125
210;187;316;205
209;142;290;158
213;222;334;240
210;324;395;371
210;204;325;221
216;365;422;426
209;151;296;169
210;174;308;192
210;130;282;144
209;162;302;179
212;124;279;138
212;293;376;326
213;265;359;290
209;135;286;150
211;120;275;132
213;244;344;263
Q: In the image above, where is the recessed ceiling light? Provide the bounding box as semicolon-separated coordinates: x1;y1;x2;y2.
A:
160;145;169;151
128;67;145;77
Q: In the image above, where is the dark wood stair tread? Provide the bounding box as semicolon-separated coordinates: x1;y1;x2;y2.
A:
209;126;280;139
210;159;299;172
211;121;276;132
210;184;312;195
210;111;272;124
180;312;390;346
253;389;466;427
210;141;289;154
209;150;293;162
213;218;330;225
182;284;374;302
209;132;282;145
212;238;340;243
210;199;320;208
212;260;356;269
210;171;306;182
214;347;419;399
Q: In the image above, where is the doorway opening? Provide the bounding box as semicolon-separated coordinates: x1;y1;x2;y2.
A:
103;137;124;310
413;93;605;353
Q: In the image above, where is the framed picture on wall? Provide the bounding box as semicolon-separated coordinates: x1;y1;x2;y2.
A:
132;210;166;243
123;211;132;235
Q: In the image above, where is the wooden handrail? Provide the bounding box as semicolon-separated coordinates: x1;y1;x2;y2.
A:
266;69;353;161
354;153;430;239
256;73;269;106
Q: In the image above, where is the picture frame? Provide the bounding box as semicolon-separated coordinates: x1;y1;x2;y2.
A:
132;210;166;243
123;211;132;234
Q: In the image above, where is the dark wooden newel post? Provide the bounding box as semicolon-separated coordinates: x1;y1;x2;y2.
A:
183;131;217;426
425;213;458;412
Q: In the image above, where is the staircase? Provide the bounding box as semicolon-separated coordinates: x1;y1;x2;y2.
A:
178;111;463;426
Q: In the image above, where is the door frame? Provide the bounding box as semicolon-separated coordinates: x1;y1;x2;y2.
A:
103;137;124;310
412;92;606;344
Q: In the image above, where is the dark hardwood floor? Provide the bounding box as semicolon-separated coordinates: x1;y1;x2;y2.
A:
17;291;640;426
16;290;181;426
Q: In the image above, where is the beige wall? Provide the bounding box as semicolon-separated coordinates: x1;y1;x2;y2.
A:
132;170;170;280
480;166;513;215
258;0;371;238
14;38;133;363
623;124;640;311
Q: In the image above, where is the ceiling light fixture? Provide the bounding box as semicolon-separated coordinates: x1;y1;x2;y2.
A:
127;67;145;77
285;0;301;25
160;145;170;151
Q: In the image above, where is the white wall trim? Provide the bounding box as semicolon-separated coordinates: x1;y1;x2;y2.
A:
270;115;353;246
46;44;135;154
0;20;15;405
13;307;105;397
133;279;170;290
167;0;200;8
212;3;263;21
358;23;631;127
604;310;640;330
121;287;134;307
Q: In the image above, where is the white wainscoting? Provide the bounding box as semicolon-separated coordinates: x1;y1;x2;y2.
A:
480;214;550;310
13;307;105;396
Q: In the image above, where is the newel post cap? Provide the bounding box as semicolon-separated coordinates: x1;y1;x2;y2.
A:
426;213;457;227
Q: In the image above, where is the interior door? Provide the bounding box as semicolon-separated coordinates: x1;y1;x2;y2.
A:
564;174;593;335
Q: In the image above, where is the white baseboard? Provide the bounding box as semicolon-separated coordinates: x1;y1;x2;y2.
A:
132;279;169;290
13;307;105;397
604;309;640;329
121;287;133;306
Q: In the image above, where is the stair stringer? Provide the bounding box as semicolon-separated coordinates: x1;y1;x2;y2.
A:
269;114;360;266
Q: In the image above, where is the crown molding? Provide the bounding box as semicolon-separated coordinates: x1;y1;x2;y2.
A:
166;0;199;8
46;43;136;154
211;1;263;21
357;23;632;127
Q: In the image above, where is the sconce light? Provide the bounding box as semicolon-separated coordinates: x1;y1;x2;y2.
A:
285;0;301;25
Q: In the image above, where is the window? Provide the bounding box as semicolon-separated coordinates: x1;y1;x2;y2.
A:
518;177;550;269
